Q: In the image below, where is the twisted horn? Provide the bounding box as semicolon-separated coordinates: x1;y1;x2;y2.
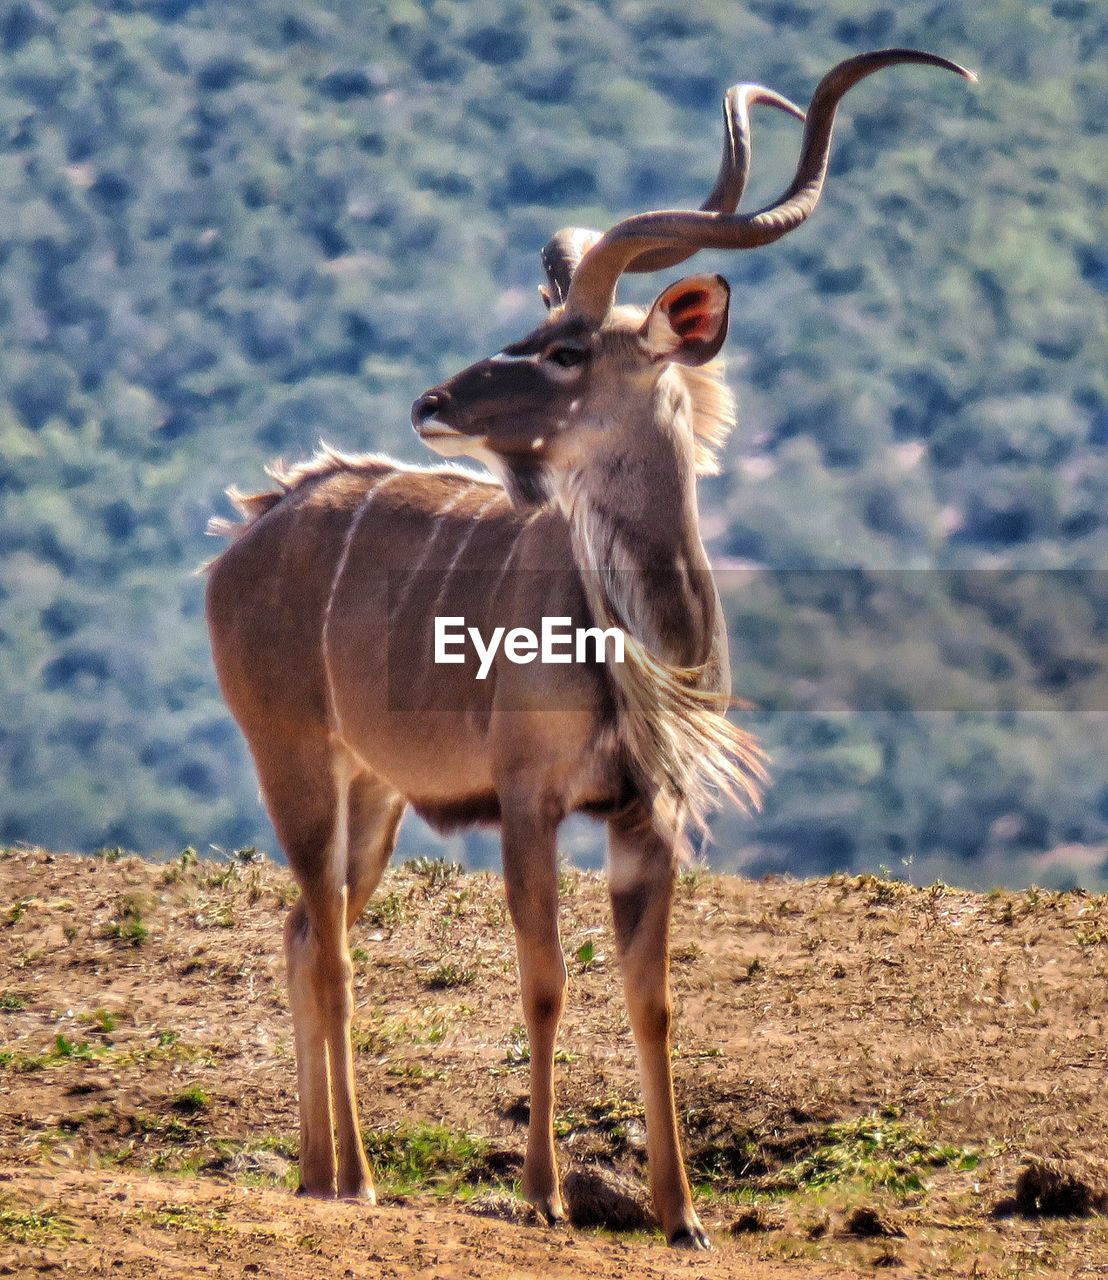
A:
539;84;805;307
563;49;977;323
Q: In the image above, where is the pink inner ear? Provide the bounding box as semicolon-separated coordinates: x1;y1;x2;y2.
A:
666;289;708;318
666;294;719;343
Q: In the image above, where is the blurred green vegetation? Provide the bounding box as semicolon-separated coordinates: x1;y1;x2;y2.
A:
0;1;1104;885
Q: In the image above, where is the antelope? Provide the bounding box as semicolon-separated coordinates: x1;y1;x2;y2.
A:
205;50;974;1248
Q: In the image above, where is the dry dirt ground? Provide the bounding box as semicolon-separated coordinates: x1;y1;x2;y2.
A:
2;847;1108;1278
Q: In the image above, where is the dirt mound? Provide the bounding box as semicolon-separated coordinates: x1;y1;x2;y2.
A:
729;1207;781;1234
563;1166;653;1231
995;1157;1108;1218
838;1205;905;1238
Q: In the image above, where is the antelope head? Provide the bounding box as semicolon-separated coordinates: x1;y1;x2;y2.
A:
412;50;975;504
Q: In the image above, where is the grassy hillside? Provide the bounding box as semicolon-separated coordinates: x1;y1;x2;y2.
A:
0;1;1104;881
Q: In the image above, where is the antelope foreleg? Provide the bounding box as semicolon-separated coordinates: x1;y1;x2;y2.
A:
501;804;567;1223
607;816;708;1250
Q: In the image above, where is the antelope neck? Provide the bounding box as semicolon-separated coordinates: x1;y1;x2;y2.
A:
553;390;717;670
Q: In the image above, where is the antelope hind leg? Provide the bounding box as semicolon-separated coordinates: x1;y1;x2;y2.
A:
284;897;337;1196
256;734;370;1200
328;771;406;1199
607;813;709;1250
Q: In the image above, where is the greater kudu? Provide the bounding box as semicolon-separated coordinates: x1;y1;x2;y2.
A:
206;50;974;1248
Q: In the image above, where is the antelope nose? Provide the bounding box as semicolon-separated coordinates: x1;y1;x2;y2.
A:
411;389;451;431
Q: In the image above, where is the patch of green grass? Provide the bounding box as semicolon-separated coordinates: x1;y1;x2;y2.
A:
503;1023;529;1066
78;1007;119;1034
585;1095;646;1138
351;1022;395;1056
197;905;236;929
200;859;240;890
102;893;152;946
781;1112;978;1196
0;1201;71;1246
5;898;34;926
239;1134;297;1159
688;1126;762;1187
235;1167;298;1192
1075;925;1108;947
148;1202;229;1234
671;941;704;964
452;1180;524;1205
171;1085;210;1113
113;1036;210;1069
427;960;476;989
551;1103;643;1151
361;1122;491;1194
159;847;199;886
856;871;913;906
2;1026;208;1075
440;885;476;919
995;898;1017;926
274;880;299;908
52;1033;96;1061
142;1133;298;1185
405;857;463;892
678;862;708;891
93;846;126;862
0;991;26;1011
0;1033;103;1072
386;1060;425;1080
351;1008;455;1056
133;1111;196;1142
350;946;370;963
575;939;596;969
105;915;149;945
366;889;408;928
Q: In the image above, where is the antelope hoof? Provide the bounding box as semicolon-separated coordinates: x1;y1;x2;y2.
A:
527;1193;566;1226
669;1221;712;1251
295;1183;337;1201
338;1183;376;1204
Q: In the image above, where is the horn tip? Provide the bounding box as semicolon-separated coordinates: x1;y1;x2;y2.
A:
731;83;808;123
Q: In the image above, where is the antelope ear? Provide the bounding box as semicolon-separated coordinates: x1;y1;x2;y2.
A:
642;274;730;366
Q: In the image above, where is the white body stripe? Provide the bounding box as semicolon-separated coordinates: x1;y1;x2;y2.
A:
427;491;503;622
321;470;404;740
487;506;542;605
386;484;475;628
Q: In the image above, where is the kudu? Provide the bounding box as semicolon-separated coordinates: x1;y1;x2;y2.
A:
206;50;974;1248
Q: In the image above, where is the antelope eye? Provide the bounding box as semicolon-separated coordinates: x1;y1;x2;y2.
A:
545;344;587;369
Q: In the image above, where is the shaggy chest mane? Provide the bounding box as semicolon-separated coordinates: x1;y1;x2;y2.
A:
556;465;764;851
